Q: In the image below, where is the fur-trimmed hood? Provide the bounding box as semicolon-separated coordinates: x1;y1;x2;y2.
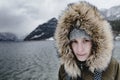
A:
54;1;113;78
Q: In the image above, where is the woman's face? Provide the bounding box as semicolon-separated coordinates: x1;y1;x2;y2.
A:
71;37;92;61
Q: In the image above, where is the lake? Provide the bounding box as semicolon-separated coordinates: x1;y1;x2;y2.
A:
0;40;119;80
0;41;59;80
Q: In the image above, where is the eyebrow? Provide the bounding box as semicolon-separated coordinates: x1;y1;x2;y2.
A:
69;39;77;44
70;39;76;42
82;37;92;40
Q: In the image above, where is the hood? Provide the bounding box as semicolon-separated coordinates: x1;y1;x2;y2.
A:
54;1;113;78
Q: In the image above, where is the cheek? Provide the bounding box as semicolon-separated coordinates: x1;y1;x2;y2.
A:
71;44;77;53
86;44;91;49
85;44;92;53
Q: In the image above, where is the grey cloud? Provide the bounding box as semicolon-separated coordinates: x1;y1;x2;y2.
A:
22;5;41;19
0;5;34;37
0;0;41;34
0;7;26;28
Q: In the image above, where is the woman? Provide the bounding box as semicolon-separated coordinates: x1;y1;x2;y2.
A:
54;1;120;80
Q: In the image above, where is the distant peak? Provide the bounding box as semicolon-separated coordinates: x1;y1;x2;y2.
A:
48;17;57;23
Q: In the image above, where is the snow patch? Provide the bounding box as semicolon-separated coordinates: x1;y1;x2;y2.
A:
31;33;45;39
46;37;54;40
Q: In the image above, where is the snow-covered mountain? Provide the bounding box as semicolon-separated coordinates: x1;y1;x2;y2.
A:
101;5;120;20
0;32;18;41
24;18;57;41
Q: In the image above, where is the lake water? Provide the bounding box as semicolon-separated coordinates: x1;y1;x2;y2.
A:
0;40;120;80
0;41;59;80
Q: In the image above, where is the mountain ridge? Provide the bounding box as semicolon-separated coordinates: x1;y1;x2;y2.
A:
24;18;57;41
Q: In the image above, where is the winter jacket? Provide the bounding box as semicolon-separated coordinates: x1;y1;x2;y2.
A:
54;1;120;80
58;58;120;80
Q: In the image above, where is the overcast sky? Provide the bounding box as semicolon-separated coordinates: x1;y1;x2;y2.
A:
0;0;120;38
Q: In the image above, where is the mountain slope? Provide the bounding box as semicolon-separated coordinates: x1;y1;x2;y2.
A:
101;5;120;20
24;18;57;41
0;32;18;41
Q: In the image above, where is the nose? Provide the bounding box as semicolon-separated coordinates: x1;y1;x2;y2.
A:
77;42;84;53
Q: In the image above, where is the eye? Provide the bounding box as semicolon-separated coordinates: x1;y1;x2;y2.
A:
71;39;77;44
85;39;90;42
84;38;91;43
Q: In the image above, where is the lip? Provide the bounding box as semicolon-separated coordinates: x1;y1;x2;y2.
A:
77;54;86;56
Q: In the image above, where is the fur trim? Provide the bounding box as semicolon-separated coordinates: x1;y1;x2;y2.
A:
54;1;113;78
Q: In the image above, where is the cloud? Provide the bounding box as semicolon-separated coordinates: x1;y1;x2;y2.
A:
0;0;40;36
0;8;25;27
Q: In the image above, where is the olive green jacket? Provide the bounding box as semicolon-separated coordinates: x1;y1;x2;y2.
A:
58;58;120;80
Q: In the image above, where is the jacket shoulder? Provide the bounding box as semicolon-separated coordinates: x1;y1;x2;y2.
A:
104;57;120;80
110;57;120;67
111;58;120;80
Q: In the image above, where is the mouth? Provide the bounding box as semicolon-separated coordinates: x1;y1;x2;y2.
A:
77;54;86;56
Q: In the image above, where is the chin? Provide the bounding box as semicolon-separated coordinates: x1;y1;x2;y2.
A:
78;58;86;62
